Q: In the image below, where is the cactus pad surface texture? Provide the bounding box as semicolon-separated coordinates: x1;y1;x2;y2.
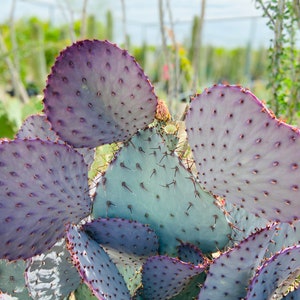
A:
186;85;300;223
43;40;157;148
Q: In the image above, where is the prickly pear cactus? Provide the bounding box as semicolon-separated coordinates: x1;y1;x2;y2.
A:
93;127;231;255
25;239;81;300
186;85;300;223
43;40;158;148
246;245;300;299
83;218;159;295
139;255;206;299
17;114;95;168
0;139;91;260
66;224;131;299
198;225;276;299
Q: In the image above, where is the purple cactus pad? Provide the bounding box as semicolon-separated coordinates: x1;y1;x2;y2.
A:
0;139;91;260
66;224;131;300
186;85;300;223
43;40;158;148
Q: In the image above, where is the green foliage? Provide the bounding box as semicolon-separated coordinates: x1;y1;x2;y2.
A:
256;0;300;123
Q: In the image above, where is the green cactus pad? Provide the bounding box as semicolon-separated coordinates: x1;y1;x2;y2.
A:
0;139;91;260
66;224;131;299
198;225;276;300
25;239;81;300
0;260;31;299
186;85;300;223
43;40;157;148
92;128;231;255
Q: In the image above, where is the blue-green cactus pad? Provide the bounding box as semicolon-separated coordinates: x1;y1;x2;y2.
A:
93;128;231;255
43;40;158;148
0;260;31;299
25;239;81;300
198;225;276;300
0;139;91;260
66;224;131;300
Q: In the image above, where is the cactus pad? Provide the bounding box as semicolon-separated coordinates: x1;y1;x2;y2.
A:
83;218;159;295
140;255;206;299
17;114;95;168
246;245;300;299
198;225;276;299
0;260;31;299
83;217;158;256
0;139;90;260
43;40;158;148
93;128;231;255
25;239;81;300
66;224;131;299
186;85;300;222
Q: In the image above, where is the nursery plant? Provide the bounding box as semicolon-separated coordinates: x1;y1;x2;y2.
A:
1;39;300;300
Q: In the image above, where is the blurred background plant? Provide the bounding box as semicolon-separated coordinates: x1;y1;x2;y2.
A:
0;0;299;138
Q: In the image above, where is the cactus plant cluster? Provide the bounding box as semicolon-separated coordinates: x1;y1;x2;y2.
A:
1;39;300;299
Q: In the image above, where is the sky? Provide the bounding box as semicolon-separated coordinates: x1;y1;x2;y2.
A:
1;0;272;48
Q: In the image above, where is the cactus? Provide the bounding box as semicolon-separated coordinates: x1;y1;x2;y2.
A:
66;224;131;299
0;138;91;260
43;40;157;148
198;225;277;299
92;127;231;255
139;255;207;299
185;85;300;223
1;40;300;299
25;239;81;300
246;245;300;299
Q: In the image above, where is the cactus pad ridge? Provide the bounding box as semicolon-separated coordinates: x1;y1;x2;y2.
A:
140;255;206;299
43;39;158;148
93;128;231;255
25;239;81;300
186;85;300;223
246;245;300;299
198;224;277;300
0;139;91;260
66;224;131;300
281;287;300;300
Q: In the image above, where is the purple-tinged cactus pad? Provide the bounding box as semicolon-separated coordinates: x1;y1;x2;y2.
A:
246;245;300;300
225;202;269;248
66;224;131;300
0;139;90;260
93;128;231;255
0;260;31;299
140;255;206;299
43;39;158;148
186;85;300;223
25;239;81;300
198;225;276;300
83;218;159;256
83;218;158;295
17;114;95;168
177;242;205;265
